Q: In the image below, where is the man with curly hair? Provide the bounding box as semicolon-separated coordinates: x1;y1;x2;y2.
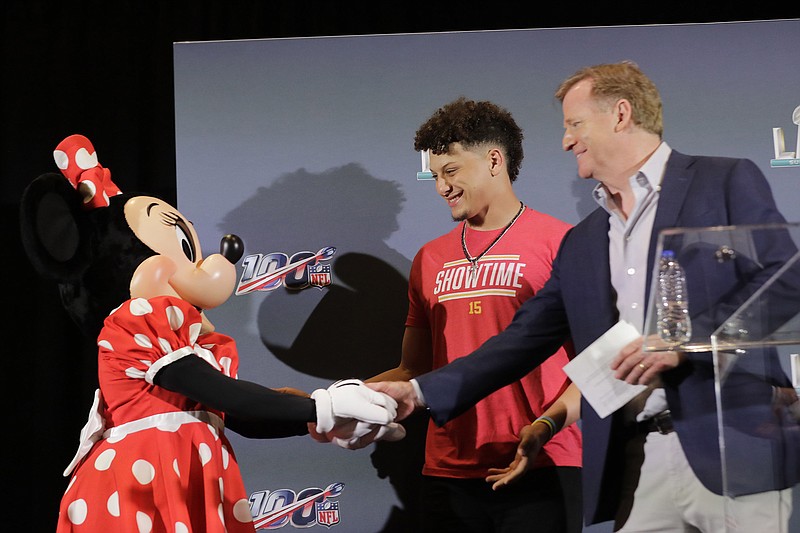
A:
369;97;582;532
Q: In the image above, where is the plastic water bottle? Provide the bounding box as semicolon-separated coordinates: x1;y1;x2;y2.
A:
656;250;692;346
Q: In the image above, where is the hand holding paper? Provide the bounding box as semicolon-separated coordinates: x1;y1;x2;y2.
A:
562;321;646;419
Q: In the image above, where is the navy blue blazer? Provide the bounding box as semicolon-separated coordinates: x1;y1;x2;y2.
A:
415;150;799;525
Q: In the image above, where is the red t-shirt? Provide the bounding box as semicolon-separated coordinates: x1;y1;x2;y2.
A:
407;208;582;478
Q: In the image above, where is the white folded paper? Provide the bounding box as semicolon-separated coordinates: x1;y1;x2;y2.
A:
563;321;646;419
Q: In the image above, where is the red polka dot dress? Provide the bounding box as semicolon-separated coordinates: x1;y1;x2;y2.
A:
57;296;256;532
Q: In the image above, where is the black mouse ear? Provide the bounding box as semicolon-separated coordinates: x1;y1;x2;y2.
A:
20;172;93;282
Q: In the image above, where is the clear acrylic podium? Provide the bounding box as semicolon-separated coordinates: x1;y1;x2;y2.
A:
642;223;800;532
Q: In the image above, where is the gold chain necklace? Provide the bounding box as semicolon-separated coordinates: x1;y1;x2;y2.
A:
461;201;525;281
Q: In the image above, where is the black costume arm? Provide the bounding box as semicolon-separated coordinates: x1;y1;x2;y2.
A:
153;354;314;438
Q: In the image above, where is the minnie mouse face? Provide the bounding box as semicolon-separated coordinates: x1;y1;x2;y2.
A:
21;134;246;339
125;195;239;331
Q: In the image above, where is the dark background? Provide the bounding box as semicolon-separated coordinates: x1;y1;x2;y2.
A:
3;3;792;531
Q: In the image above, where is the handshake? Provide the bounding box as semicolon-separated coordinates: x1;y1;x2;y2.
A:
310;379;406;450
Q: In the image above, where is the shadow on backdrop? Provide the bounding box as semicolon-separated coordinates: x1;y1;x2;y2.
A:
571;175;598;221
371;410;429;533
262;250;410;378
219;163;409;377
219;163;427;530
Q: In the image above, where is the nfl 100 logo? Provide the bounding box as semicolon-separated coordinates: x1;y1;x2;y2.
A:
249;482;344;530
236;246;336;295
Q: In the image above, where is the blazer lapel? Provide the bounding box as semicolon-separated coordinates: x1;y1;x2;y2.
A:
582;208;617;330
645;150;695;303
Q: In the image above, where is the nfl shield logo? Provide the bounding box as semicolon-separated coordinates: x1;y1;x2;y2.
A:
309;263;332;289
315;500;340;527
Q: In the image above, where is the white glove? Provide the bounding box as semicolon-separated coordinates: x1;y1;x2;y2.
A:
311;378;397;434
331;421;407;450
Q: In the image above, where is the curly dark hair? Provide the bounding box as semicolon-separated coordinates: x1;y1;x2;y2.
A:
414;97;524;182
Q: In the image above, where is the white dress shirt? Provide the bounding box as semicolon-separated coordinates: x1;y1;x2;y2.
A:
592;141;672;420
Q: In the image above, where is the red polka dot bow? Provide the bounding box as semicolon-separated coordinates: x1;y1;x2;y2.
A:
53;134;122;209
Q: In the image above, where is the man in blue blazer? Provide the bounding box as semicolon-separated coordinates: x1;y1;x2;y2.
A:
370;61;799;531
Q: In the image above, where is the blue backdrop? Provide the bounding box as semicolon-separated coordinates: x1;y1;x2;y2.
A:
174;19;800;532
